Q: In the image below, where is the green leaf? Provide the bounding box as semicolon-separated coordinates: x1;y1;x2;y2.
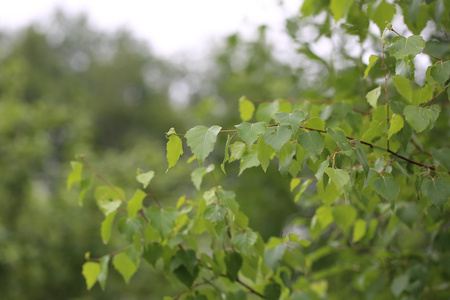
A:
239;96;255;121
136;170;155;189
364;55;379;79
255;101;279;123
393;76;413;102
430;60;450;86
297;130;324;155
203;205;227;223
166;134;183;171
95;185;125;202
412;84;433;105
264;243;286;271
117;217;142;242
369;1;396;32
315;206;334;228
143;242;162;266
373;177;400;208
112;252;138;284
388;35;425;60
366;86;381;108
257;134;273;172
391;274;409;297
235;122;266;147
352;219;366;243
239;148;260;176
78;177;93;206
101;211;116;244
355;141;369;173
263;124;293;152
67;161;83;190
98;199;122;216
191;164;215;190
327;128;353;156
422;178;450;212
294;179;313;203
332;205;357;232
171;249;198;276
146;207;178;239
225;252;243;282
404;105;435;133
229;142;247;162
330;0;355;21
324;168;350;190
221;135;232;173
264;282;281;300
388;114;404;139
185;125;222;166
127;189;146;219
82;261;101;290
173;264;199;288
97;255;110;291
274;110;305;131
232;232;258;256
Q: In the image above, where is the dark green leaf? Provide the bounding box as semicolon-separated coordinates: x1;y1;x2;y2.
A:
143;242;162;267
327;128;353;156
225;252;243;282
422;178;450;212
264;282;281;300
430;60;450;86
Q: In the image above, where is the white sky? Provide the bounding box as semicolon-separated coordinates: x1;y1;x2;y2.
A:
0;0;300;57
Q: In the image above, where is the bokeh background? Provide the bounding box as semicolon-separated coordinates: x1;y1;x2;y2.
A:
1;1;448;299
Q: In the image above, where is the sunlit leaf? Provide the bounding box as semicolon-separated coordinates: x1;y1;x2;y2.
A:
112;252;138;284
67;161;83;190
352;219;366;243
239;96;255;121
366;86;381;108
166;134;183;171
388;114;404;139
393;76;413;103
82;261;101;290
101;211;117;244
364;55;379;79
127;189;146;219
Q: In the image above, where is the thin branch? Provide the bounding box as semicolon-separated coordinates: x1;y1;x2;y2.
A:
147;184;162;209
79;155;126;202
420;82;450;108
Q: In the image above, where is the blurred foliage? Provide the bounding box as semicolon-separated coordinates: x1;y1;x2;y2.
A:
1;0;450;299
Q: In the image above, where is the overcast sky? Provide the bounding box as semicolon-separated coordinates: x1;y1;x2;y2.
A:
0;0;300;57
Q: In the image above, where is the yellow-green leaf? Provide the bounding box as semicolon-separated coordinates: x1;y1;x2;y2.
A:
67;161;83;190
388;114;404;139
127;189;146;219
112;252;138;284
166;134;183;171
239;96;255;121
352;219;366;243
366;86;381;108
364;55;379;79
101;211;117;244
136;170;155;189
82;261;101;290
